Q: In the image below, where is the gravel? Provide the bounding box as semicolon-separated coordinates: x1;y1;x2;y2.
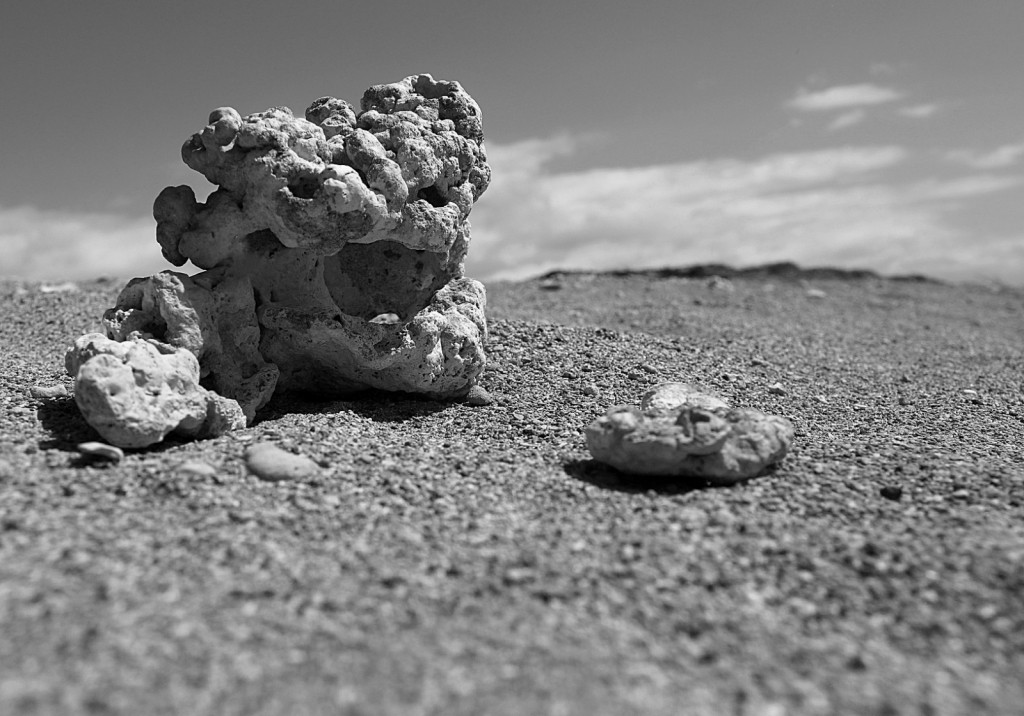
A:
1;269;1022;715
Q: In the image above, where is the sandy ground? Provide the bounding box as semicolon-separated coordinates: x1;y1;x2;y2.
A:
0;268;1022;715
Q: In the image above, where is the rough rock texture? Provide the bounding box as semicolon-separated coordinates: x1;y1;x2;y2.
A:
586;382;794;484
65;74;491;446
66;334;246;448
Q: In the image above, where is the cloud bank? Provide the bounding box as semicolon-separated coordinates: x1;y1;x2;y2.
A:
466;135;1023;285
2;137;1021;288
788;83;903;111
0;206;173;282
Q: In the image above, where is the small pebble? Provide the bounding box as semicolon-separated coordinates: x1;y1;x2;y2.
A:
805;288;827;299
30;385;69;399
77;442;124;463
369;313;400;325
768;383;786;396
538;278;563;291
640;363;658;374
176;460;217;478
583;384;600;397
39;282;79;293
244;443;319;482
465;385;494;406
880;486;903;501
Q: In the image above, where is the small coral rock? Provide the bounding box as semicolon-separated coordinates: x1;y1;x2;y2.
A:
244;442;319;481
586;398;794;485
67;334;246;448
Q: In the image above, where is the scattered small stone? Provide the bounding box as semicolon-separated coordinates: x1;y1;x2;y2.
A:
962;389;978;396
368;313;400;325
880;485;903;501
805;288;827;299
29;384;69;399
176;460;218;478
40;282;79;293
77;442;125;463
768;383;786;396
561;369;579;379
583;384;600;397
244;442;319;482
898;396;912;406
464;385;494;406
707;276;734;292
538;278;563;291
640;363;658;374
750;357;769;367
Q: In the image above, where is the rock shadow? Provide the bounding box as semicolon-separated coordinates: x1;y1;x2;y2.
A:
35;397;99;452
257;388;453;425
563;458;707;496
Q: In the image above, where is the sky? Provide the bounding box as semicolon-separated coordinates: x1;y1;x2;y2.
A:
1;0;1023;285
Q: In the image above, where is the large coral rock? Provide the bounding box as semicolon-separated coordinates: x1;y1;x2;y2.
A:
65;74;492;446
586;382;794;485
66;334;246;448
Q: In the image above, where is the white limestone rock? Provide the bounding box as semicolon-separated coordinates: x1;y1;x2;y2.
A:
66;334;246;448
586;386;794;484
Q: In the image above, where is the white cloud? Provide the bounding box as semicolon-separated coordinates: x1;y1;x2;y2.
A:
944;143;1024;170
0;206;182;281
788;83;903;111
827;110;866;131
897;103;940;119
465;135;1023;285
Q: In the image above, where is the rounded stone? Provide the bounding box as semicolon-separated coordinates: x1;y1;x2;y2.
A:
244;443;319;482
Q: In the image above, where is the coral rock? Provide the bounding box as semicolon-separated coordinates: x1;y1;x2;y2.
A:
67;334;246;448
586;386;794;484
66;74;492;445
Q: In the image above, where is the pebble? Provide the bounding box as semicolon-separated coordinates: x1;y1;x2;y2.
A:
768;383;787;395
77;442;125;463
244;442;319;481
640;363;658;374
39;282;79;293
538;278;563;291
880;486;903;501
369;313;400;325
464;385;494;406
707;276;734;292
176;460;218;478
29;385;69;399
583;384;600;397
806;288;827;299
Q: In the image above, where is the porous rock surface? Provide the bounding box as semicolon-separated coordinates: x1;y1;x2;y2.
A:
66;334;246;448
586;382;794;484
65;74;491;446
